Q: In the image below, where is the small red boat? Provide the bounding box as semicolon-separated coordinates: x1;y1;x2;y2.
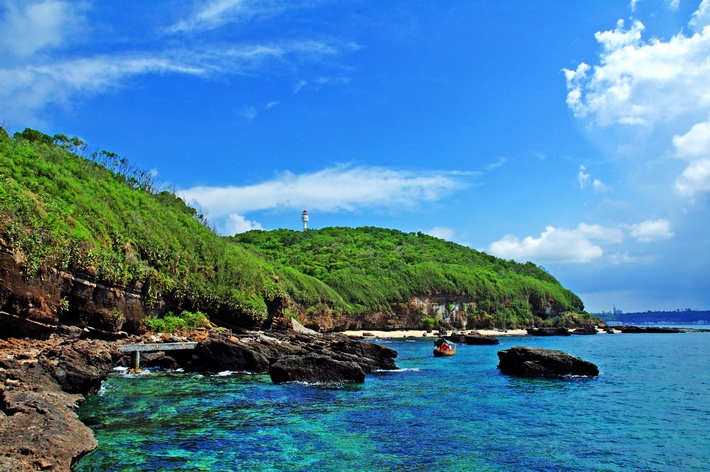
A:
433;340;456;357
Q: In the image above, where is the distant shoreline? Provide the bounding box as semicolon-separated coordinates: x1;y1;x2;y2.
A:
342;329;529;338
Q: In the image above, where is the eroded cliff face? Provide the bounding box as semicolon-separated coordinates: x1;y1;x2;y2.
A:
0;249;162;339
0;246;569;337
296;293;565;332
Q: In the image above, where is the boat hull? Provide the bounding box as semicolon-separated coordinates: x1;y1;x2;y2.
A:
433;346;456;357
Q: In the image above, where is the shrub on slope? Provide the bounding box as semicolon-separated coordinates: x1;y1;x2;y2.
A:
0;128;337;324
234;227;588;327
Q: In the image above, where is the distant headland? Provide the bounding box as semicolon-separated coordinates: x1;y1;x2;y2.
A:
595;308;710;325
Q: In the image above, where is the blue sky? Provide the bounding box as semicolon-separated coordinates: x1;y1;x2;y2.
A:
2;0;709;313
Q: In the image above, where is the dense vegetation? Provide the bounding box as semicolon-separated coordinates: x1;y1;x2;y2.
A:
0;127;338;323
0;127;593;330
234;227;589;327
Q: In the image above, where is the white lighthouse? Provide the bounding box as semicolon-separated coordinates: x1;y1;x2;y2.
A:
301;209;309;232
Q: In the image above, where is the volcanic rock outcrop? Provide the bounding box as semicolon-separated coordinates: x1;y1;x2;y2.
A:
497;346;599;377
193;329;398;383
526;327;571;336
445;332;500;345
0;338;122;471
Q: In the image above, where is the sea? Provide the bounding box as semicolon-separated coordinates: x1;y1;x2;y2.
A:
76;329;710;471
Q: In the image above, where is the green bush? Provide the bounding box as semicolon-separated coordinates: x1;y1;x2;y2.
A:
144;310;210;333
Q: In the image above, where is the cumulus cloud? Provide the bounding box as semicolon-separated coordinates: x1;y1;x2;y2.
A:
488;223;624;264
673;119;710;158
675;158;710;196
563;17;710;127
690;0;710;30
224;213;263;234
626;219;675;242
0;0;82;57
426;227;455;241
672;119;710;196
180;165;470;219
564;3;710;200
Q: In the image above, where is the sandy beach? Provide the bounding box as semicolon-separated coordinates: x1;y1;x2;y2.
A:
342;328;528;338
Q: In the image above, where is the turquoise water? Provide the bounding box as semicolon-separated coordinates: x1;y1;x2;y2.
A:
77;333;710;471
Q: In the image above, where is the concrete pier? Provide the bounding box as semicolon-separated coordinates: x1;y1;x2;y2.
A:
119;342;198;370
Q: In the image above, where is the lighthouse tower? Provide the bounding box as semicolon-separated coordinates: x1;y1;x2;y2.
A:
301;210;309;232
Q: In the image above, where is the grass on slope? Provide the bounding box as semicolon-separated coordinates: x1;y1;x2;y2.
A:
233;227;588;327
0;128;339;322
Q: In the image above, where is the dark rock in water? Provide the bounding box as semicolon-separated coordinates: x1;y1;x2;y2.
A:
327;337;398;372
571;325;598;335
0;338;122;470
196;337;273;373
40;339;122;394
527;327;571;336
445;333;500;345
606;328;615;334
497;346;599;377
619;326;681;333
195;331;397;378
269;352;365;383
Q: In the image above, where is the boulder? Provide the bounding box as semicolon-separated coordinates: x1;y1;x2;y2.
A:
0;338;121;470
497;346;599;377
445;333;500;345
269;352;365;383
327;337;398;372
619;326;681;333
526;327;571;336
40;339;122;394
196;337;273;373
571;325;598;335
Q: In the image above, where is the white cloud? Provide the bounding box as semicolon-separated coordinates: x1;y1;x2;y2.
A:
0;39;348;124
578;165;591;188
180;165;470;219
563;17;710;127
488;223;624;264
485;157;507;171
0;55;205;124
565;3;710;202
675;158;710;196
238;106;258;121
690;0;710;30
224;213;263;234
593;179;610;193
672;119;710;196
0;0;82;57
673;119;710;158
294;79;307;93
426;227;455;241
169;0;290;33
626;219;675;242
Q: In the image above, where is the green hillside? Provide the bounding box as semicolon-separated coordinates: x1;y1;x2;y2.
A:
0;127;593;330
0;127;339;325
234;227;590;327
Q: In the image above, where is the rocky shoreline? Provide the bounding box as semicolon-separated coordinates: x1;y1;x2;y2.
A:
3;320;704;469
0;324;398;471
